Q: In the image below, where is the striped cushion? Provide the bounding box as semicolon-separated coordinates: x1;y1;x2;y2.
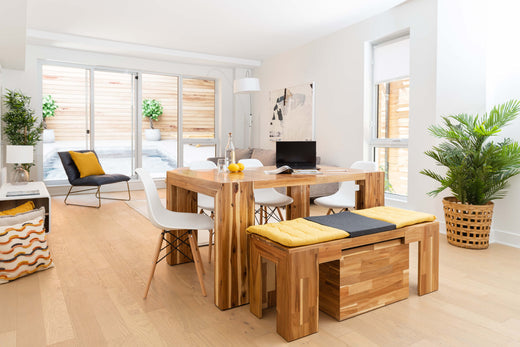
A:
0;207;54;284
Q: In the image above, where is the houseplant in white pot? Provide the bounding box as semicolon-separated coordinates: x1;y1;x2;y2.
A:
421;100;520;249
2;89;43;179
142;99;163;141
42;94;58;143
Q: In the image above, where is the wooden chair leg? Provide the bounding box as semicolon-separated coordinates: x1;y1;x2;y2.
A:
326;208;333;215
144;231;165;299
188;231;207;296
208;229;214;264
208;211;214;264
259;206;264;225
276;207;285;221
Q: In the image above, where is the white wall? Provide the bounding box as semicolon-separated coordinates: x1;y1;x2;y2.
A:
485;0;520;246
0;0;26;70
434;0;488;223
1;44;249;181
253;0;520;247
253;0;439;216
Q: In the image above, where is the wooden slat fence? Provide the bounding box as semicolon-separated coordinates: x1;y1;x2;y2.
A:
42;65;215;141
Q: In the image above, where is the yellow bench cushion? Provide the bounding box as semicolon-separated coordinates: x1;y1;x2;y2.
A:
352;206;436;229
247;218;349;247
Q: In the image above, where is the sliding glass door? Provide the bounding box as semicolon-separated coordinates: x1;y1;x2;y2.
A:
42;63;217;183
42;64;90;181
141;73;178;178
93;70;136;177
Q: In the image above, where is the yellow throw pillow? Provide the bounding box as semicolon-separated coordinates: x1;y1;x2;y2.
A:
69;151;105;178
0;201;35;216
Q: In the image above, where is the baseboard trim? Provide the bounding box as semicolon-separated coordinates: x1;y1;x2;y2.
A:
438;220;519;249
492;229;520;249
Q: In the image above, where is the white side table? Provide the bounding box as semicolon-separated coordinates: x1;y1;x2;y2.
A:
0;182;51;233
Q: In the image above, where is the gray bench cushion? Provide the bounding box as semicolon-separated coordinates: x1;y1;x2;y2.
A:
305;211;396;237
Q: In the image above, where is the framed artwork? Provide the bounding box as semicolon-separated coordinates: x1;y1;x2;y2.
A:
269;82;315;141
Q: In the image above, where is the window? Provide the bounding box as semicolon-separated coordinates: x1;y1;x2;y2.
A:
41;63;217;183
370;36;409;197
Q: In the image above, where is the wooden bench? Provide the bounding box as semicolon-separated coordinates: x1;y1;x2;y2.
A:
248;221;439;342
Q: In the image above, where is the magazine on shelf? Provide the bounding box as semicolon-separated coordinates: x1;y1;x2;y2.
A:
264;166;322;175
6;190;40;197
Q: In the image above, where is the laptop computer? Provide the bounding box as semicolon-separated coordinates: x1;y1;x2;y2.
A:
276;141;317;169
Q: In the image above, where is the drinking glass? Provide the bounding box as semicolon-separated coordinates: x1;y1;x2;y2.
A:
217;159;227;172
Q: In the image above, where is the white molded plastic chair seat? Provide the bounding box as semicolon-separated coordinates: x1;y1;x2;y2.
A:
136;168;213;298
188;160;216;263
314;161;378;215
239;158;294;223
253;188;294;207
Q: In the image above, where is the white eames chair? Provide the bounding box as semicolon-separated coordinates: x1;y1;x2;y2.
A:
188;160;217;263
136;168;214;298
314;161;378;215
239;159;294;224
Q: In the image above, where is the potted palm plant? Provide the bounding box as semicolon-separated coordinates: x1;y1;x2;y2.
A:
142;99;163;141
42;94;58;143
421;100;520;249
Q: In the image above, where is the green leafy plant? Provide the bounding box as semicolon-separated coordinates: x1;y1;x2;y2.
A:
2;89;43;169
42;94;58;129
142;99;163;129
420;100;520;205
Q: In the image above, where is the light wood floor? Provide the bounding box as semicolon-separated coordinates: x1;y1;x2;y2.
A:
1;190;519;346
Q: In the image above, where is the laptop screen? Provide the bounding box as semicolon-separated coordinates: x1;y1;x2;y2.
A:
276;141;316;169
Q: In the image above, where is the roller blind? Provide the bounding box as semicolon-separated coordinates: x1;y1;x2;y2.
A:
373;37;410;83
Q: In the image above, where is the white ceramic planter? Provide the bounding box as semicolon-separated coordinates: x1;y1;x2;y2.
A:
144;129;161;141
43;129;55;143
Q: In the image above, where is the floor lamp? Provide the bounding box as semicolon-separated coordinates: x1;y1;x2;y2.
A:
234;73;260;148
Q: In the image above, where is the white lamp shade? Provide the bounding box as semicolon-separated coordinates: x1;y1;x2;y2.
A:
234;77;261;94
6;145;34;164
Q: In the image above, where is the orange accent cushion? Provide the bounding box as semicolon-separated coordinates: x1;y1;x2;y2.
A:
0;201;35;216
69;151;105;178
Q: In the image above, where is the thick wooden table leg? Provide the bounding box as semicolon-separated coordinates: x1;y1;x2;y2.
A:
286;185;310;220
276;248;319;342
355;171;385;209
417;222;439;295
166;184;198;265
214;181;255;310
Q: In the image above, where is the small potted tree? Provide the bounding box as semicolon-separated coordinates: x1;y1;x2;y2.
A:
2;89;43;178
421;100;520;249
42;94;58;143
142;99;163;141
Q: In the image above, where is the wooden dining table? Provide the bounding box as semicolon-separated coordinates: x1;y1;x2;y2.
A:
165;166;385;310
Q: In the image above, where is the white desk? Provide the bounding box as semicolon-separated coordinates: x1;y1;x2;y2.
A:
0;182;51;233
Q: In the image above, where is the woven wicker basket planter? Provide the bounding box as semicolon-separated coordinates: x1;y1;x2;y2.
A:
442;197;493;249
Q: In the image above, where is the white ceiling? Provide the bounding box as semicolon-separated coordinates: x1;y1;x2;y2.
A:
25;0;407;65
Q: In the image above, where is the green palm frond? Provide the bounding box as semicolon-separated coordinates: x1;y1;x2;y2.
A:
421;99;520;205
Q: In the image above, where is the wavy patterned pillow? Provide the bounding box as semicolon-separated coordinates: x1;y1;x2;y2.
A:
0;207;54;284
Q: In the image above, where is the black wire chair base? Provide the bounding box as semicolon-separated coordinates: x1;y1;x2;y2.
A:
255;205;284;224
326;207;350;215
156;230;194;265
64;181;131;208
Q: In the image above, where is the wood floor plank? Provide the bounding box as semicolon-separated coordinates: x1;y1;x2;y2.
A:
0;190;518;346
39;267;75;345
